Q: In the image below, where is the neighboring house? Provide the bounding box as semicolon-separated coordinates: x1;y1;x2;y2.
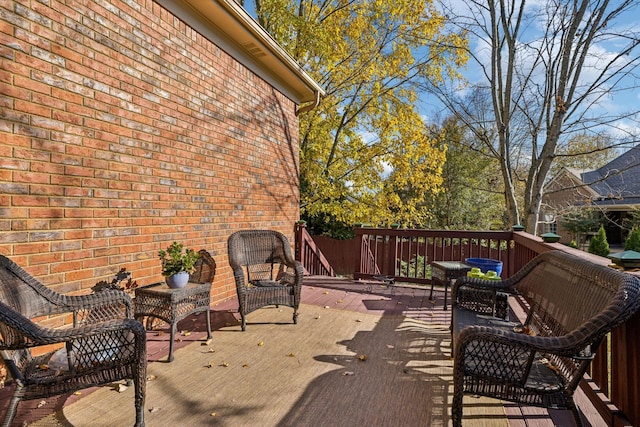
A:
0;0;323;302
540;145;640;245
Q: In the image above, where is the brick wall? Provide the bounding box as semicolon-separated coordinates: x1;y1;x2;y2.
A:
0;0;301;303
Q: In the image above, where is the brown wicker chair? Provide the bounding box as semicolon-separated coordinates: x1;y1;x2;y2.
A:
227;230;304;331
0;255;147;427
190;249;216;285
451;251;640;426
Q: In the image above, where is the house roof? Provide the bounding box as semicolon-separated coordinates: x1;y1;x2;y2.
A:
581;145;640;201
155;0;324;111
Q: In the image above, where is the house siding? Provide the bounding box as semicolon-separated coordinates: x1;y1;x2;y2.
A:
0;0;301;302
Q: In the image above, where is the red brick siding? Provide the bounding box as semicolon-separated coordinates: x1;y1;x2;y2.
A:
0;0;301;303
540;173;594;242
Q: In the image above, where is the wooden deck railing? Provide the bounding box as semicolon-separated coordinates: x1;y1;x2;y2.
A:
347;226;640;426
353;227;514;283
294;222;336;277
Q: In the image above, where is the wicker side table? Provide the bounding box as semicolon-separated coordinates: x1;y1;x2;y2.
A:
430;261;472;310
135;282;212;362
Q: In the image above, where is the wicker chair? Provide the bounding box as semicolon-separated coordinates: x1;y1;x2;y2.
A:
0;255;147;427
190;249;216;285
450;251;640;426
227;230;304;331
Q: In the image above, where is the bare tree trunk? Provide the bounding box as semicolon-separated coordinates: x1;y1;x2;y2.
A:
432;0;640;235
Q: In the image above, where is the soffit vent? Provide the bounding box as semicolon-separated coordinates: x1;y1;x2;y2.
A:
242;42;267;58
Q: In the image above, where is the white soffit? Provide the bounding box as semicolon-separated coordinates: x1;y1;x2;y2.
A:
154;0;324;106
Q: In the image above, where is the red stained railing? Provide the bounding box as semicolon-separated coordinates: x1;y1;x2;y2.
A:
346;226;639;426
294;222;336;277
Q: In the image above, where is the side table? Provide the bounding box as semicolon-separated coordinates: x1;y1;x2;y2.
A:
430;261;472;310
135;282;212;362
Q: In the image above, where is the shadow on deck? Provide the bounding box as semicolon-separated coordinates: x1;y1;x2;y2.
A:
0;276;607;426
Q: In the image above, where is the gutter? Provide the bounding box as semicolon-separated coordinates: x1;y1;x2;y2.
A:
215;0;325;109
296;90;321;116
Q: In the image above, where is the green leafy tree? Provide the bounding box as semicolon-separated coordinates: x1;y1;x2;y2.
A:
589;225;610;257
251;0;468;227
425;116;505;229
625;225;640;252
560;208;600;246
551;133;617;176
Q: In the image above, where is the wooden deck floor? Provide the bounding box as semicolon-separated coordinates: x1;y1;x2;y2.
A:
2;276;608;426
299;276;607;427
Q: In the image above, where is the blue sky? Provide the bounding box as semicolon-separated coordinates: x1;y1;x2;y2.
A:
243;0;640;147
419;1;640;145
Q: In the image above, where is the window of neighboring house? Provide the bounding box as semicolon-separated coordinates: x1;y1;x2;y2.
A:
540;212;558;234
542;221;557;234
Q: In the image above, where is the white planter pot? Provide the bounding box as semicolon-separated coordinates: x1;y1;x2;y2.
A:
166;271;189;289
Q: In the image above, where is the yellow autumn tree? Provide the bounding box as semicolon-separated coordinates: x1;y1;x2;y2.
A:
251;0;468;227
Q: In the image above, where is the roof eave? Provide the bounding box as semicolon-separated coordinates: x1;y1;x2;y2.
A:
156;0;324;108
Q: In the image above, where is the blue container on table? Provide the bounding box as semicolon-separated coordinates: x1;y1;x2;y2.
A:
465;258;503;276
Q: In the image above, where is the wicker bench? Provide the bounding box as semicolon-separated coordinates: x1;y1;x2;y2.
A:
450;250;640;426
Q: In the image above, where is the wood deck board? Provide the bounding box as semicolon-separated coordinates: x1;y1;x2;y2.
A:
4;276;609;426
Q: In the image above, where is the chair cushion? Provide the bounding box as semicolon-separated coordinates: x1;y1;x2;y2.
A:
249;279;283;287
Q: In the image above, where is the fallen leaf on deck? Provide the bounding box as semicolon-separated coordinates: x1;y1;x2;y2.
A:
37;401;47;408
117;383;128;393
314;315;320;319
242;363;249;368
210;412;217;417
324;305;330;309
336;299;343;303
146;374;157;381
149;407;160;413
357;354;368;361
155;331;164;336
221;362;229;367
355;319;362;322
287;352;296;357
258;341;264;346
181;331;191;336
202;339;212;345
206;363;214;368
343;371;355;376
386;344;395;349
323;291;329;294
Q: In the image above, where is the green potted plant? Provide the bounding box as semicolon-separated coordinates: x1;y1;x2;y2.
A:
158;242;200;288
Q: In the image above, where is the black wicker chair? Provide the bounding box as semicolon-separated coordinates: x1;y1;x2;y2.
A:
0;255;147;427
451;251;640;426
227;230;304;331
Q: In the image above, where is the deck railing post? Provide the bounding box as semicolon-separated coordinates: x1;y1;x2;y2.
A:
354;226;364;277
610;311;640;425
294;221;305;264
387;230;398;276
